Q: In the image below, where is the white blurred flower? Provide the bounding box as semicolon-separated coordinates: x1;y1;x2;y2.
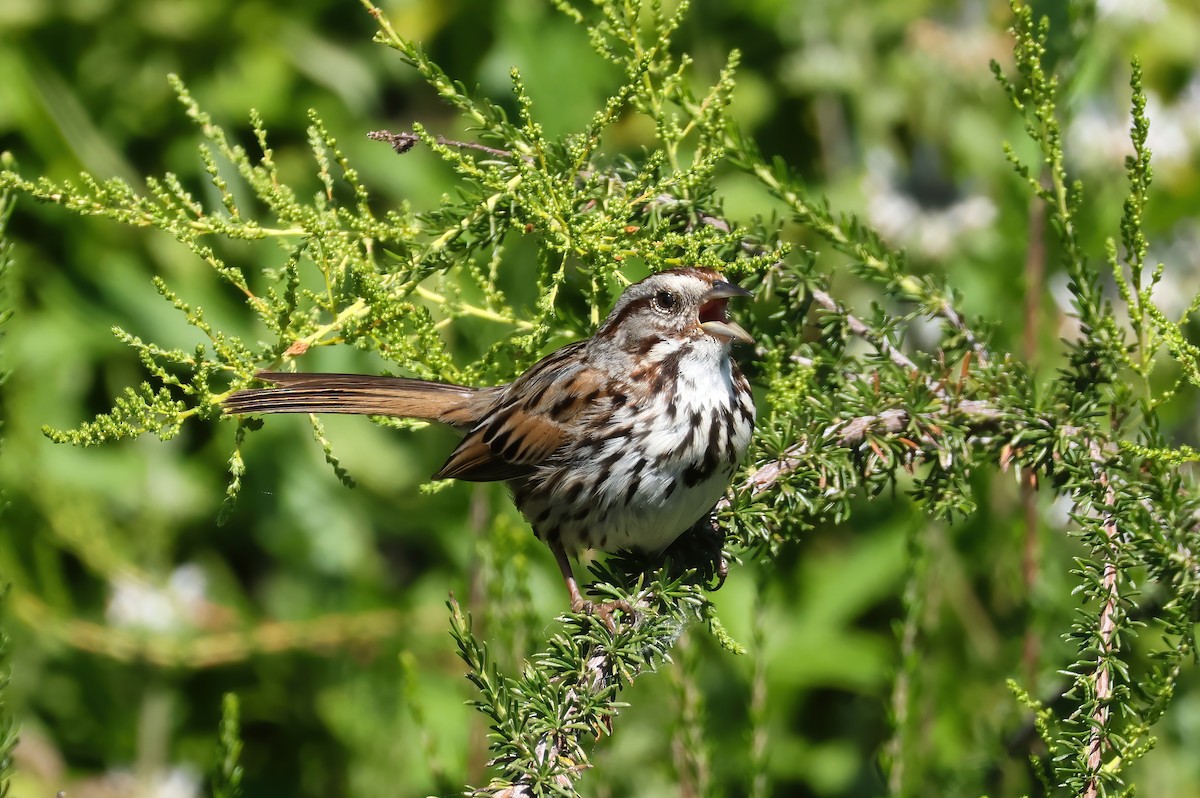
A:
863;149;997;259
1049;222;1200;339
94;767;201;798
1096;0;1167;24
1148;223;1200;319
1069;81;1200;174
1044;494;1076;529
1067;104;1137;172
106;563;208;632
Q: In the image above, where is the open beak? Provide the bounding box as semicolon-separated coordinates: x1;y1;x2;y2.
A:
698;280;754;345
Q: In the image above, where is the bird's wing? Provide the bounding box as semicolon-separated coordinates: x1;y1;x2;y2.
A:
434;342;608;482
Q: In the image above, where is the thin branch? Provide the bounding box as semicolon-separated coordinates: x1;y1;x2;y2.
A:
747;160;993;368
718;280;1006;511
810;288;923;375
941;302;991;368
366;130;418;154
1082;439;1121;798
718;400;1005;510
369;129;530;162
466;590;671;798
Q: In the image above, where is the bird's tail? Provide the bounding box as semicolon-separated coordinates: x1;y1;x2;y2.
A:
223;371;486;428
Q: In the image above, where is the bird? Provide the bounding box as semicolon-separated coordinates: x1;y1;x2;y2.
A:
224;267;756;622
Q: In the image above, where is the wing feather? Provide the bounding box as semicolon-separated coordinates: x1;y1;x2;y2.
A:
433;342;611;482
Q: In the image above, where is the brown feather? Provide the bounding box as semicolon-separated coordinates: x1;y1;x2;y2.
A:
435;407;567;481
224;371;492;430
432;353;617;482
433;439;537;481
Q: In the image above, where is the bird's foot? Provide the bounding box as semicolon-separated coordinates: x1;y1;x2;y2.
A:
571;596;635;633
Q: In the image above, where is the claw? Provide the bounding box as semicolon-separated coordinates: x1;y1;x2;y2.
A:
571;597;636;633
554;542;635;632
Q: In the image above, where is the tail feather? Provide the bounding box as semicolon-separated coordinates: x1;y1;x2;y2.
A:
224;371;486;428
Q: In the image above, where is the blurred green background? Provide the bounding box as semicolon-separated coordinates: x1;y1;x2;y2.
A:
2;0;1200;796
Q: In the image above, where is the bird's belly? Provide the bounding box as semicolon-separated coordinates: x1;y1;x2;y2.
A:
514;388;750;555
582;463;734;552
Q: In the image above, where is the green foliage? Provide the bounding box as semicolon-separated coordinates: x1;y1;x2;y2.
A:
1;0;1199;796
0;590;13;798
0;160;16;798
987;3;1200;794
449;577;703;796
213;693;244;798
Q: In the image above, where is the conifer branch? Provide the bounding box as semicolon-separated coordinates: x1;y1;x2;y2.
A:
1081;440;1120;798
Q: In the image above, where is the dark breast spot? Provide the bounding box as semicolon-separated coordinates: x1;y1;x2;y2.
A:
723;408;739;462
652;344;690;394
686;417;720;484
593;462;614;492
683;458;716;488
623;474;642;506
737;386;755;424
705;416;725;471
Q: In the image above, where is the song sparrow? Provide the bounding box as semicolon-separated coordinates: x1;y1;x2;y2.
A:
224;267;756;620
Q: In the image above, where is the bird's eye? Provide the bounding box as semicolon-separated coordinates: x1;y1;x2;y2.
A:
652;290;677;312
